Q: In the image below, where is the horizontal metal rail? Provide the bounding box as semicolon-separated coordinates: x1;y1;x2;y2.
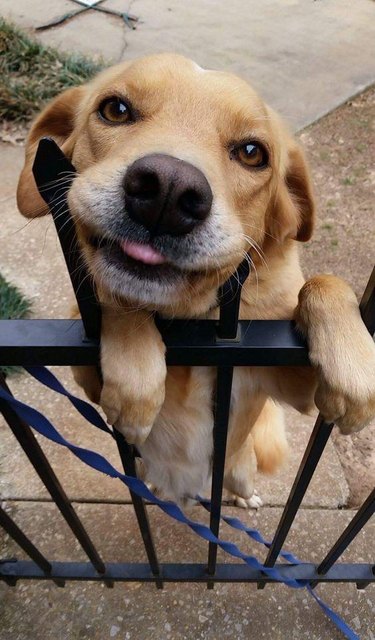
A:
0;507;64;587
0;561;373;584
0;319;309;367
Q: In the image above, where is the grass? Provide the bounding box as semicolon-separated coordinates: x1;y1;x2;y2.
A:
0;19;101;375
342;176;356;186
0;275;32;376
0;17;102;123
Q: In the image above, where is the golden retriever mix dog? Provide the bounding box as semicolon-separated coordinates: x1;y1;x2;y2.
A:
17;54;375;506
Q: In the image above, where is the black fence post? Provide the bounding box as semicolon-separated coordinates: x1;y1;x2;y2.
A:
207;259;250;587
0;505;64;587
311;488;375;589
32;138;163;588
113;430;163;588
0;373;111;582
258;415;334;588
259;265;375;588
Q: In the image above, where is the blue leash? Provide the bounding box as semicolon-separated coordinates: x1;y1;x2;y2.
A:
0;366;359;640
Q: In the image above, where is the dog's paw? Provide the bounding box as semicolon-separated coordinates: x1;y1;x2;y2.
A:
228;489;263;510
135;458;157;493
314;375;375;435
311;333;375;434
296;275;375;435
100;375;165;446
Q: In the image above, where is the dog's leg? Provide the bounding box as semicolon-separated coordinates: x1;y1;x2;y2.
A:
99;306;167;446
259;275;375;434
224;394;288;508
71;365;102;404
224;433;261;508
295;275;375;433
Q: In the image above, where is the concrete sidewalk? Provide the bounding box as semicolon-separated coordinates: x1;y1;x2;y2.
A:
0;0;375;130
0;503;374;640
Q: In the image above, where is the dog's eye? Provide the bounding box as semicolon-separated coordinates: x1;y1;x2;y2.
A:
234;142;268;168
98;98;133;124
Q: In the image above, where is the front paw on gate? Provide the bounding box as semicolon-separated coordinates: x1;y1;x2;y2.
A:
315;376;375;435
100;378;165;446
296;274;375;436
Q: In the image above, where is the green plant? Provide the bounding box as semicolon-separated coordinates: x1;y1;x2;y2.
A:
0;274;32;376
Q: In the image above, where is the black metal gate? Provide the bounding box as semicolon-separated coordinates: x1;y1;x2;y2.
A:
0;138;374;591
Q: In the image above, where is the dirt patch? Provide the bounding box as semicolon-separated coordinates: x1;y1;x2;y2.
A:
298;85;375;507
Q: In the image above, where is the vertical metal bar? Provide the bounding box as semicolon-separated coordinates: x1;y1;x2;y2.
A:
33;138;163;587
206;366;234;588
217;259;250;339
359;266;375;335
310;488;375;588
0;374;108;579
0;505;64;587
32;138;100;339
206;258;250;587
259;265;375;588
356;565;375;590
113;430;163;588
258;415;334;588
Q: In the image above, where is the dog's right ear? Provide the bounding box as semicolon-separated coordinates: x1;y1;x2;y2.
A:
17;86;84;218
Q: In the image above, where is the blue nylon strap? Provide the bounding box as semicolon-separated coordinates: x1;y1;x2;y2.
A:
0;382;302;587
24;366;112;436
199;501;359;640
0;369;359;640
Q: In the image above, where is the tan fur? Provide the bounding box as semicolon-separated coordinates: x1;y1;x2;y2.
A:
252;400;288;475
17;54;375;505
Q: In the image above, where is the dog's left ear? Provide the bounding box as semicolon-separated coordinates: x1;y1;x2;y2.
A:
267;140;315;243
17;85;85;218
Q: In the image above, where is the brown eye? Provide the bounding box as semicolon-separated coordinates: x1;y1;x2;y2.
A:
235;142;268;168
98;98;132;124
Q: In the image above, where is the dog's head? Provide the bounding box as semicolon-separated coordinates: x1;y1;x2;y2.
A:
17;53;314;315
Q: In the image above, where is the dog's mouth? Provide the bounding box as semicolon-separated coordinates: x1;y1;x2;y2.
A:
88;234;186;281
82;226;238;310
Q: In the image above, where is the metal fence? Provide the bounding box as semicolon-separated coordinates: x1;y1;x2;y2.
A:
0;138;374;591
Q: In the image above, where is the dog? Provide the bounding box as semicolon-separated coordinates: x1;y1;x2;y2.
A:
16;54;375;505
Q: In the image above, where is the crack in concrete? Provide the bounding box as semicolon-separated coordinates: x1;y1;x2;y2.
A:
115;0;138;62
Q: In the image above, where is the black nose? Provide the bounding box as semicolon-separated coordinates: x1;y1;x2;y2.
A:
123;154;213;236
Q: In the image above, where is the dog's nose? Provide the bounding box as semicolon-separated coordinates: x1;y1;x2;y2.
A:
123;154;213;236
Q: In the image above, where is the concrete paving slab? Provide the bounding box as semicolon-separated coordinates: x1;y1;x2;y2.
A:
1;0;375;129
0;503;374;639
2;502;373;567
0;0;126;63
0;143;348;507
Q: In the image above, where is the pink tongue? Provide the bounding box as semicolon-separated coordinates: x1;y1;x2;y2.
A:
120;239;167;265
